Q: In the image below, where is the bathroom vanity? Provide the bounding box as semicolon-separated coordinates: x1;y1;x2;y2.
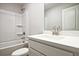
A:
28;33;79;56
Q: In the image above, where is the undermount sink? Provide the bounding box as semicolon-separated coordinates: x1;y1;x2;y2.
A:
48;35;64;40
36;34;65;41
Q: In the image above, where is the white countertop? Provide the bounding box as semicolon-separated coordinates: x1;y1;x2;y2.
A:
28;34;79;52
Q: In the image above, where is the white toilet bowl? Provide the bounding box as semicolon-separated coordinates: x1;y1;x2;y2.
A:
11;48;29;56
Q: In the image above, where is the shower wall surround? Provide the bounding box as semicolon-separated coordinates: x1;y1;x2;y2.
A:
0;9;23;43
0;3;44;43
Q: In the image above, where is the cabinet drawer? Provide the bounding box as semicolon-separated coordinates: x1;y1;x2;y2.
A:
29;48;44;56
29;40;73;56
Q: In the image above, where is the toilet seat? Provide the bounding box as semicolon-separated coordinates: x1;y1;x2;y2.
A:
11;48;29;56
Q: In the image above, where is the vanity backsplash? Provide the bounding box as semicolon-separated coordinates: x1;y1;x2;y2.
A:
43;30;79;37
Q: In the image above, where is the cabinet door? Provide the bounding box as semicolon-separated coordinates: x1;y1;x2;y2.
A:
29;40;73;56
62;7;76;30
29;48;44;56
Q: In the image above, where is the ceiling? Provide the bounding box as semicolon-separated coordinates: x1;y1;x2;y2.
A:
44;3;79;11
44;3;64;10
0;3;25;13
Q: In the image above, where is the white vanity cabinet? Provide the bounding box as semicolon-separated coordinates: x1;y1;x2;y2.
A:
29;40;73;56
29;47;44;56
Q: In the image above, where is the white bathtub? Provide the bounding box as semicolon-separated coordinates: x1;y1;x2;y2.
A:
0;39;28;56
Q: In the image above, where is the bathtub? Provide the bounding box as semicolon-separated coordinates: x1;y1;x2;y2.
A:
0;39;28;56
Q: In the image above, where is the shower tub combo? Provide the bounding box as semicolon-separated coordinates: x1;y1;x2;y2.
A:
0;39;28;56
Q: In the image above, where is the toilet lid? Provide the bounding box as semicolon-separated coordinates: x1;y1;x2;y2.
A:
12;48;29;56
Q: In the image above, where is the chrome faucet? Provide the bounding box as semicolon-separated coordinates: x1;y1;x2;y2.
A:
52;25;61;35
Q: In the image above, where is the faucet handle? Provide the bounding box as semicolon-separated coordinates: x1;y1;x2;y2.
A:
58;25;61;31
52;25;57;30
52;25;61;35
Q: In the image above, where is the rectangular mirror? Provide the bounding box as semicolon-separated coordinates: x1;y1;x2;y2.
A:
44;3;79;31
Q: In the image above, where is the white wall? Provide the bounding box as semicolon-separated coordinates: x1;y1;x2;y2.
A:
45;3;79;30
23;3;44;35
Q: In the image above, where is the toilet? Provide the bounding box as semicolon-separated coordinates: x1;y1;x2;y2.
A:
11;48;29;56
